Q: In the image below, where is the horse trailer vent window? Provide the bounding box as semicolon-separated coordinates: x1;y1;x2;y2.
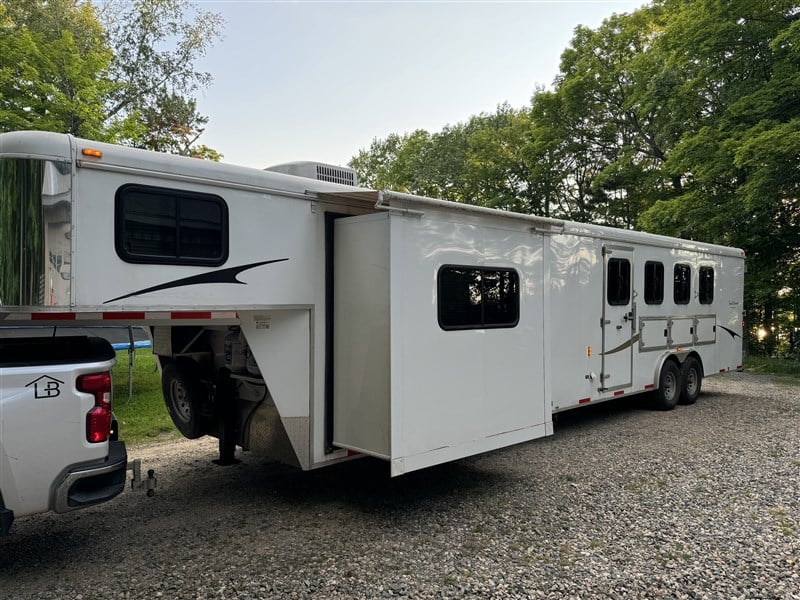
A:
607;258;631;306
438;266;519;330
699;266;715;304
116;185;228;266
644;261;664;305
674;263;691;305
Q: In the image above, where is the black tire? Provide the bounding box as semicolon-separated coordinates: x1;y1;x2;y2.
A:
653;360;681;411
162;359;208;439
679;356;703;405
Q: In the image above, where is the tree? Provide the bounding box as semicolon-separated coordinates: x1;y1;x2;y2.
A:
0;0;112;138
639;0;800;353
134;91;221;158
100;0;224;156
0;0;224;158
350;105;542;212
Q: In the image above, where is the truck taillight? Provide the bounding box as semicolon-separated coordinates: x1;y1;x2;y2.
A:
78;372;112;443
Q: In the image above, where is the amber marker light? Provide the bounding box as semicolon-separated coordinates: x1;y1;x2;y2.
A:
587;346;592;357
81;148;103;158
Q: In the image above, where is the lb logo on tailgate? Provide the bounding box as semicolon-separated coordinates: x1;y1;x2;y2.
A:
25;375;64;398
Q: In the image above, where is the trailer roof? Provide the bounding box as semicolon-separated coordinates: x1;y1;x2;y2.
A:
317;189;745;259
0;131;745;259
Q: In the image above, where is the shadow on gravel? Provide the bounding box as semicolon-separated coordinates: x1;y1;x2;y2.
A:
0;459;514;577
552;394;647;431
158;453;512;518
0;517;116;574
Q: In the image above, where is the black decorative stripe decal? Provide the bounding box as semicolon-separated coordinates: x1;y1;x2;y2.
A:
602;332;641;356
718;325;741;340
104;259;289;304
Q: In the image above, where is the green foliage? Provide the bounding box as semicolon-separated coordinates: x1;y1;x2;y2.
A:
350;104;539;210
101;0;224;155
744;355;800;380
0;0;112;137
112;349;179;445
639;0;800;351
0;0;224;157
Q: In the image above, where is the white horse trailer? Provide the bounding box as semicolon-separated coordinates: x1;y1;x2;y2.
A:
0;131;744;476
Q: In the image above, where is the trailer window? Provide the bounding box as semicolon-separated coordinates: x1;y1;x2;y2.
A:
606;258;631;306
644;261;664;305
699;266;714;304
438;266;519;330
673;264;691;305
116;185;228;266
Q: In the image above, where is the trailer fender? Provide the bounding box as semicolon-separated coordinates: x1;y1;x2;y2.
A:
651;350;691;389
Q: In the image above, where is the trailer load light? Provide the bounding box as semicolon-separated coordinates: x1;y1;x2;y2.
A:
81;148;103;158
78;372;113;443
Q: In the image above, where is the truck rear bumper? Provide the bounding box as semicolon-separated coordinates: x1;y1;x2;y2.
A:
54;441;128;513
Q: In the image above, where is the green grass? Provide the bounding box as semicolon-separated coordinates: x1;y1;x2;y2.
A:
112;349;179;445
743;355;800;380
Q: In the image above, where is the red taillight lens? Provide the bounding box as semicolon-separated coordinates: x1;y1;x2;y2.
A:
78;372;112;443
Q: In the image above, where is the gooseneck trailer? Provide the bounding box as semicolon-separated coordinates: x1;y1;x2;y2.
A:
0;131;744;476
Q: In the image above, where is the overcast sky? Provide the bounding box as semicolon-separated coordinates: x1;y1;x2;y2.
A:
195;1;642;169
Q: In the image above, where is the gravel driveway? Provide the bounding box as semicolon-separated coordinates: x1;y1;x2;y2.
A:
1;372;798;599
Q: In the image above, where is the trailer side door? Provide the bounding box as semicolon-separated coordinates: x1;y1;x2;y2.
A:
601;246;634;392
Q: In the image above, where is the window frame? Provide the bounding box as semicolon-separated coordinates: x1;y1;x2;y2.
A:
699;266;715;305
437;265;520;331
115;184;229;266
606;257;631;306
673;263;691;305
644;261;664;305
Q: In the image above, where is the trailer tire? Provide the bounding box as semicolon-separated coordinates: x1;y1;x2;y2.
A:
653;360;681;411
679;356;703;405
162;359;207;439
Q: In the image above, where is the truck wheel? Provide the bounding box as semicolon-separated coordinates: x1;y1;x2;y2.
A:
162;360;207;439
679;357;703;405
653;360;681;411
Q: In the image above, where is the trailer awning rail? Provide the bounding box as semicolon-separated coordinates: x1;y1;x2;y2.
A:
314;189;566;233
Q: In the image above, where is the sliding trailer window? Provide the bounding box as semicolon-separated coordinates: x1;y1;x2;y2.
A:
699;266;714;304
673;263;691;305
644;261;664;305
438;266;519;330
116;184;228;266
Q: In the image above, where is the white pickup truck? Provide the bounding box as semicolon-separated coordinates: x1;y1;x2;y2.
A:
0;335;135;535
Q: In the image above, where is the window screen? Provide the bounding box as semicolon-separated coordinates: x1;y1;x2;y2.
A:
438;266;519;330
116;184;228;266
699;266;714;304
606;258;631;306
674;263;691;305
644;261;664;305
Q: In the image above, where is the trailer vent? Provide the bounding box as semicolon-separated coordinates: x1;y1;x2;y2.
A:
265;161;358;187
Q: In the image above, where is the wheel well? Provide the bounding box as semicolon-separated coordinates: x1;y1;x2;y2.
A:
653;354;681;388
685;351;704;376
653;352;704;389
